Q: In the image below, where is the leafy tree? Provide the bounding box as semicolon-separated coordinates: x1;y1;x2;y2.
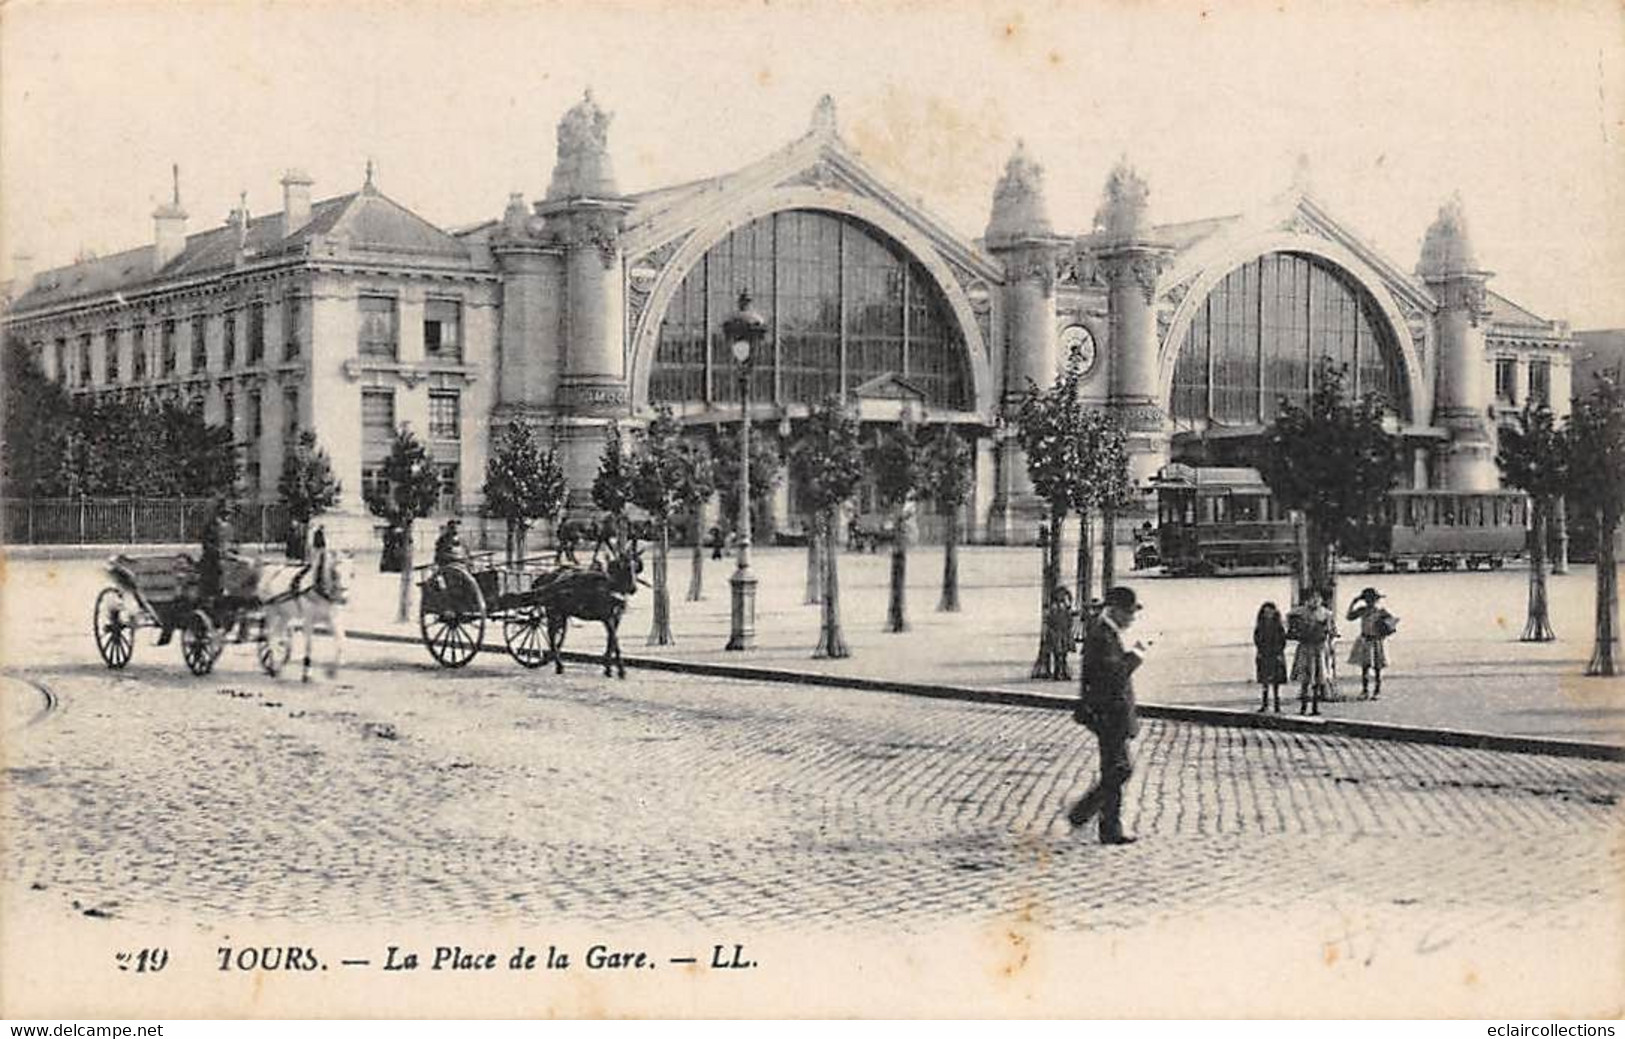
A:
364;425;443;622
1495;402;1569;641
709;422;780;543
482;421;567;565
1069;409;1134;608
1015;366;1084;679
630;407;700;645
1258;358;1403;608
870;415;925;633
591;421;634;551
279;429;343;559
1568;375;1625;676
922;426;973;612
790;397;864;659
674;435;717;604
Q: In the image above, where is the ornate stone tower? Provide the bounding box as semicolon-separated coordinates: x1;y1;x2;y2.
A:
1096;159;1172;485
985;141;1064;542
1418;194;1497;490
491;191;562;433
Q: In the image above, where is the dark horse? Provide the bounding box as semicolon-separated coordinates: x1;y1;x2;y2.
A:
532;546;643;678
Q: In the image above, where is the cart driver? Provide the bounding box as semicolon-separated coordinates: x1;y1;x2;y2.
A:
199;501;235;602
434;519;467;568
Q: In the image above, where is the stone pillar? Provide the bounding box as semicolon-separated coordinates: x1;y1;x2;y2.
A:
1418;195;1497;491
536;90;636;512
982;141;1063;544
1097;159;1173;488
491;193;565;423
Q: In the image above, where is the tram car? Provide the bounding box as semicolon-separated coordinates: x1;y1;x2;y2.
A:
1151;464;1527;575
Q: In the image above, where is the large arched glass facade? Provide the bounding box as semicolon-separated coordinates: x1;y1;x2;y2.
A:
1171;252;1409;426
650;210;973;410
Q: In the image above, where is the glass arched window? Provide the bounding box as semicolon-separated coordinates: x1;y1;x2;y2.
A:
1171;252;1409;426
650;210;972;409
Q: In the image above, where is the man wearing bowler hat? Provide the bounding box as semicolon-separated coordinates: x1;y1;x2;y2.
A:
1069;585;1150;845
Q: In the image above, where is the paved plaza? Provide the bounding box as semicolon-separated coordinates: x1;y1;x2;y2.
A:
3;559;1623;1014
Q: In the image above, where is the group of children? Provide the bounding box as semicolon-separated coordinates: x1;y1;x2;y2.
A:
1253;587;1398;715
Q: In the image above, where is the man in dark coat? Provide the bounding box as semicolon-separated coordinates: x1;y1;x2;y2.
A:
1068;585;1148;845
199;501;235;603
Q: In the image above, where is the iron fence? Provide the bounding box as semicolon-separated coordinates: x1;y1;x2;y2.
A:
2;498;292;546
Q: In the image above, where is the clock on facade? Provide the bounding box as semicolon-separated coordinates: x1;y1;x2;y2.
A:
1060;323;1097;375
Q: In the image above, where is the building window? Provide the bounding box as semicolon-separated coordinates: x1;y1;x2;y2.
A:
223;390;236;439
53;338;67;384
192;316;208;372
223;312;237;370
1495;357;1517;404
78;334;93;386
283;294;302;361
1529;359;1551;406
132;326;147;381
424;299;462;362
105;330;120;384
246;389;262;442
284;386;300;440
428;391;461;440
248;301;265;364
361;388;396;501
437;464;461;514
358;295;399;358
161;319;178;376
245;461;261;500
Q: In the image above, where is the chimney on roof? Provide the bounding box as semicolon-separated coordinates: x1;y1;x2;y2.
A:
281;168;314;236
152;164;189;272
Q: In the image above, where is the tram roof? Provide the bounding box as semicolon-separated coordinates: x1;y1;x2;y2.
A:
1152;464;1270;492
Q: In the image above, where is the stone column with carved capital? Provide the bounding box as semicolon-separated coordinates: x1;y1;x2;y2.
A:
1097;159;1173;485
1419;195;1497;491
983;142;1064;543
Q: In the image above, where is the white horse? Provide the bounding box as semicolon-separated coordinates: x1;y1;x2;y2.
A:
256;549;355;682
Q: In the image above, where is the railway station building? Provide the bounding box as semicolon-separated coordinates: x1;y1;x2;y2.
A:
2;93;1578;546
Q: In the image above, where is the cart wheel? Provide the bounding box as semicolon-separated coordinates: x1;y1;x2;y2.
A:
420;567;485;669
258;628;293;677
503;606;548;669
93;587;136;669
181;610;222;676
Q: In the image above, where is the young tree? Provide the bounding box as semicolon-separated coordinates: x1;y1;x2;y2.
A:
676;436;716;604
1495;402;1569;641
870;415;925;633
592;421;634;554
278;430;343;559
1568;376;1625;676
1069;409;1134;609
1258;359;1403;608
922;426;973;612
791;397;864;659
709;423;780;544
630;407;697;645
1015;368;1084;679
482;421;567;565
364;426;444;622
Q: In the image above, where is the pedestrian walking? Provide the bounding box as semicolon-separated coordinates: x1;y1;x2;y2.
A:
708;525;725;561
1043;586;1077;680
1068;586;1150;845
1287;588;1336;716
1253;601;1288;713
1346;587;1398;700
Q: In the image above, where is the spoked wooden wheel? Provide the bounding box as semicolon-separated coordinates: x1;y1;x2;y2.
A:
181;610;223;676
93;587;136;669
420;567;485;669
503;606;548;669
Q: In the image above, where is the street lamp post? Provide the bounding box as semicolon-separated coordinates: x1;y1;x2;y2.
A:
724;290;768;651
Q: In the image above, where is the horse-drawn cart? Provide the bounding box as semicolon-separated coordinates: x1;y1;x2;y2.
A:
93;553;291;676
416;553;560;669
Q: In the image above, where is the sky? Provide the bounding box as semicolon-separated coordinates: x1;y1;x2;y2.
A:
3;0;1623;327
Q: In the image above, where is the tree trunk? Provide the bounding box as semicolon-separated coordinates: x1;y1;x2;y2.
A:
516;521;528;564
885;516;908;633
1552;496;1570;576
1522;496;1555;642
938;508;960;612
805;516;823;604
648;521;673;646
1075;510;1094;609
1101;503;1118;591
1586;508;1619;676
814;508;850;658
505;520;516;566
686;517;704;602
1032;511;1065;679
397;522;413;623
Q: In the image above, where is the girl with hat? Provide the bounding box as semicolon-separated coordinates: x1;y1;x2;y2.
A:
1346;587;1398;700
